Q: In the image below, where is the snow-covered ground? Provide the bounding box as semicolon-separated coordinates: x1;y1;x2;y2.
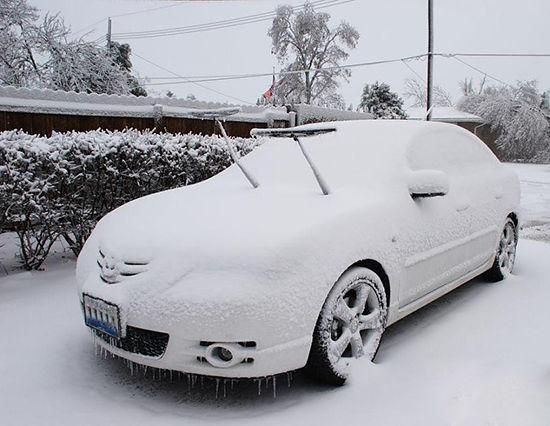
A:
509;163;550;242
1;162;549;425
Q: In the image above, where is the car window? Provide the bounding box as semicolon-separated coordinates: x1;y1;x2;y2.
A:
406;127;498;173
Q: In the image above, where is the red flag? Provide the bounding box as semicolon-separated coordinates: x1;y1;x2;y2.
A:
263;74;276;101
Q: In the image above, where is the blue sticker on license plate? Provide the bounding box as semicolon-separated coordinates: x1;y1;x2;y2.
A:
83;294;121;338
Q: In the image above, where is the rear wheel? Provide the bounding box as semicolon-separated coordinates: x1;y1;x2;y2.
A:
486;218;517;281
305;267;387;386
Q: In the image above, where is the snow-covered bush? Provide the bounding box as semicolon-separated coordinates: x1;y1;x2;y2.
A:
0;129;261;269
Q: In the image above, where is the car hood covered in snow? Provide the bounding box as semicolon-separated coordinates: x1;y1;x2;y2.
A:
76;120;446;292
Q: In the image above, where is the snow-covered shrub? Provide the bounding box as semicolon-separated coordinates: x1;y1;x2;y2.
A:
458;81;550;162
0;129;261;269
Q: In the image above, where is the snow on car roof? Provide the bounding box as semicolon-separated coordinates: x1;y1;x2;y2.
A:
242;120;468;192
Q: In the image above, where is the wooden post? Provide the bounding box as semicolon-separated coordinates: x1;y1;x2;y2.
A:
107;18;112;50
152;104;163;131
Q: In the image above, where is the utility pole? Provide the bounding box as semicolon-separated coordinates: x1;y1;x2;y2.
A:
426;0;434;121
107;17;112;51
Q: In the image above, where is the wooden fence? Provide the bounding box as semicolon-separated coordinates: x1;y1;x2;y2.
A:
0;86;292;138
0;110;287;138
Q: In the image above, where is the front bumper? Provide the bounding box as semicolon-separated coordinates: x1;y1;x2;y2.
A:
80;268;322;378
92;327;312;378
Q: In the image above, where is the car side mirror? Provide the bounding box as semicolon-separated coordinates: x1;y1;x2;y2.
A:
408;169;449;199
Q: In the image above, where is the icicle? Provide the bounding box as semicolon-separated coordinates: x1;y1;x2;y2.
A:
215;379;220;400
256;378;262;396
187;374;191;391
223;379;227;399
169;370;173;383
272;376;277;398
200;376;204;389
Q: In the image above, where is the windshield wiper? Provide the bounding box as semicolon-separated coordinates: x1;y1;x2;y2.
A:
188;108;259;189
251;127;335;195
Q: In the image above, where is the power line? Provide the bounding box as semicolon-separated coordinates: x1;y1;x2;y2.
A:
112;0;355;40
449;56;514;87
112;0;341;38
132;51;255;105
139;54;429;86
401;57;426;83
73;1;188;36
439;52;550;58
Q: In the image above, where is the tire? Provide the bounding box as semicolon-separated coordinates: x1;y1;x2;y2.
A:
305;267;388;386
485;218;518;282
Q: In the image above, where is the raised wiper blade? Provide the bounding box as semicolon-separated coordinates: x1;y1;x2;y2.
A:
251;126;334;196
250;127;337;138
187;107;259;189
187;107;241;120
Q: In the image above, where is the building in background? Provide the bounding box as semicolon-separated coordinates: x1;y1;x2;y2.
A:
407;106;499;156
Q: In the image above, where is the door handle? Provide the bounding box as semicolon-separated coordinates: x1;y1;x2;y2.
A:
455;202;470;212
495;186;504;199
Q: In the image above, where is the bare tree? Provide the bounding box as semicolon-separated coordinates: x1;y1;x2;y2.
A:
404;78;454;108
268;1;359;107
459;76;486;97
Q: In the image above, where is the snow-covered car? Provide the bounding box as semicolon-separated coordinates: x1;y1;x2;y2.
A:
76;120;520;385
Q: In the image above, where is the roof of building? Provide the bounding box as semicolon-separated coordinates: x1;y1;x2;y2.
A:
406;106;484;123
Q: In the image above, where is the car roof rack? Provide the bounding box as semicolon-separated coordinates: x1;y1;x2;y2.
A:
250;127;337;138
188;107;259;189
251;126;334;196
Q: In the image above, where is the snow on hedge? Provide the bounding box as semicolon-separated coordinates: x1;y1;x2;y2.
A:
0;129;263;269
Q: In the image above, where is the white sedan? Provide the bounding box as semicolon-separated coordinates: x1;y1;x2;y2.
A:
76;120;520;385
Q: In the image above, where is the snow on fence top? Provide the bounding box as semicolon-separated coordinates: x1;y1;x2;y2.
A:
292;104;372;125
406;106;484;123
0;85;290;124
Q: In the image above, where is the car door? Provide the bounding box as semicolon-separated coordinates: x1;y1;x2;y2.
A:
451;133;505;270
398;129;481;307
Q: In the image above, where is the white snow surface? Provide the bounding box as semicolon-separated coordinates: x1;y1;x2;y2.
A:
293;103;373;125
0;140;548;424
407;106;484;123
0;238;549;425
508;162;550;242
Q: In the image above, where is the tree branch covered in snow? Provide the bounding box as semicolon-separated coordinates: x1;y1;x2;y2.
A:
0;0;145;95
0;129;262;269
458;80;550;162
268;1;359;108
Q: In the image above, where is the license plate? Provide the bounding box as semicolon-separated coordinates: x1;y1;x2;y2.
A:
83;294;121;338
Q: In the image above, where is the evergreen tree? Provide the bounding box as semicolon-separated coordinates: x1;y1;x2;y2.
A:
358;81;407;119
110;42;147;97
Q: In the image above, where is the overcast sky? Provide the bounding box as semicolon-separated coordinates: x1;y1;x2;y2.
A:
31;0;550;107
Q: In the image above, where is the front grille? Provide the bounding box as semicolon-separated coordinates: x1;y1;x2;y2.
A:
97;248;149;284
94;326;169;358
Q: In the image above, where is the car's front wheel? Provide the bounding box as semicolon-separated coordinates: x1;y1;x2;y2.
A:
305;267;387;386
486;218;518;281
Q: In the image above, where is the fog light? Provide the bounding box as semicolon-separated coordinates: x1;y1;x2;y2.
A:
204;343;243;368
218;347;233;362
